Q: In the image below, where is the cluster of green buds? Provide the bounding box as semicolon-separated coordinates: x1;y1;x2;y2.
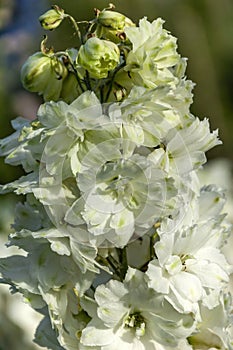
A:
20;4;135;103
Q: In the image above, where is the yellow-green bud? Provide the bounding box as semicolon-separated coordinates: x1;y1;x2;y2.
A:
96;10;135;43
21;52;68;101
77;37;120;79
39;6;65;30
97;10;126;30
114;87;127;101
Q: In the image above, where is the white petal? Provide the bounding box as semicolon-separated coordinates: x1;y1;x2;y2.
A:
146;260;170;294
171;272;202;303
186;260;229;289
154;234;174;265
81;320;114;346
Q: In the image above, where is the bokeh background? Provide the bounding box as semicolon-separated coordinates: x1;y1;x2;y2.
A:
0;1;233;349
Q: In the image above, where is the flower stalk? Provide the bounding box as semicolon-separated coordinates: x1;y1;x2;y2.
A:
0;3;232;350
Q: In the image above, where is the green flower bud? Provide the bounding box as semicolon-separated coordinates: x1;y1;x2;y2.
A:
77;37;120;79
114;86;127;101
21;52;68;101
97;10;126;30
96;10;135;43
39;6;65;30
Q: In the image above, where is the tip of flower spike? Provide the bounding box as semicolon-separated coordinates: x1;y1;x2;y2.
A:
39;6;65;31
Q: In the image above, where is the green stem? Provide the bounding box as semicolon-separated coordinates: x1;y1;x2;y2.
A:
96;254;121;279
104;61;125;102
65;14;83;44
73;69;85;92
54;51;85;93
150;225;160;259
70;63;85;92
116;247;128;281
85;20;97;38
90;285;96;293
106;255;120;272
84;70;92;91
100;84;104;103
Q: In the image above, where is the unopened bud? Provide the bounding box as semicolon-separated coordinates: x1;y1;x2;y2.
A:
77;37;120;79
21;52;68;101
114;87;127;101
96;10;135;43
39;5;65;30
97;10;126;30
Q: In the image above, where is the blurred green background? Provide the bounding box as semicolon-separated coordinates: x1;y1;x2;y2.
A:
0;0;233;349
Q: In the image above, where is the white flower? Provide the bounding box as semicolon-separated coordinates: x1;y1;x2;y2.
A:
109;80;194;147
65;145;177;248
188;293;233;349
198;158;233;223
148;117;221;176
80;267;195;349
0;117;42;173
146;212;232;312
125;18;181;88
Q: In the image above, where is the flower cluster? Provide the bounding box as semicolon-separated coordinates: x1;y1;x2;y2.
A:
0;4;232;349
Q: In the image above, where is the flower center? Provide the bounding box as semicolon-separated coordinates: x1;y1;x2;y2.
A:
125;311;146;338
96;159;139;208
180;253;194;271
